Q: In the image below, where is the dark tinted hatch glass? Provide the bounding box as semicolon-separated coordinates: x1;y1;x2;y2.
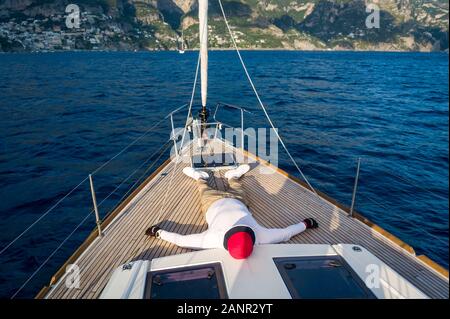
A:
146;263;227;299
274;256;376;299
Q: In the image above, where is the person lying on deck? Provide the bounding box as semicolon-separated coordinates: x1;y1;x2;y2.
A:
145;164;318;260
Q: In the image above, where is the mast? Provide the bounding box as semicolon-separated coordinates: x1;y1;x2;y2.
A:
181;30;184;51
198;0;208;125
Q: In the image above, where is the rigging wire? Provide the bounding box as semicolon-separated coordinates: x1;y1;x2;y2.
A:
154;61;203;225
0;177;89;257
10;142;172;298
153;50;203;226
94;139;173;210
295;156;448;248
360;157;449;201
179;39;202;153
9;1;448;296
292;155;449;249
357;192;449;248
90;116;170;176
11;210;93;299
3;45;194;292
108;142;173;216
0;114;172;257
154;159;180;225
217;0;317;195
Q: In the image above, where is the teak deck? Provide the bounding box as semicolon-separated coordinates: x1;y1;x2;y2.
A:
41;140;449;299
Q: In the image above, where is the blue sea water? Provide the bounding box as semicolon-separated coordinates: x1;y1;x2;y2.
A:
0;51;448;298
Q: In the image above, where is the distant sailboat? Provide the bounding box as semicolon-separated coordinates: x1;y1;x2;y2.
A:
179;29;185;54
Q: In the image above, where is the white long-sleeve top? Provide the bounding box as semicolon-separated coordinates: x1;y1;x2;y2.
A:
159;198;306;250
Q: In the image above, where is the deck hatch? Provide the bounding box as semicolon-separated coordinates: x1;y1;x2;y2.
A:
274;256;376;299
145;263;228;299
191;152;237;170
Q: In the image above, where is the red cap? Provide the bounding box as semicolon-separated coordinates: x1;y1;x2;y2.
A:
227;231;254;259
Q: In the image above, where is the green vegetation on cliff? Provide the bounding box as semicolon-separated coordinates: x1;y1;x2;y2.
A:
0;0;448;52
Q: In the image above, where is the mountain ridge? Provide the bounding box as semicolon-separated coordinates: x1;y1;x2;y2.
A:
0;0;448;52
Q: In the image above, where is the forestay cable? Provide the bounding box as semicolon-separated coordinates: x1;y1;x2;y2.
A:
179;40;202;153
217;0;317;195
154;51;203;226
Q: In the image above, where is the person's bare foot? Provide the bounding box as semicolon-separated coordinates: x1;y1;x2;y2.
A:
183;167;209;181
225;164;250;180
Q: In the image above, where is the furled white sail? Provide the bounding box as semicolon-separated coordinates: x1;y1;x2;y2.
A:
181;29;184;51
199;0;208;107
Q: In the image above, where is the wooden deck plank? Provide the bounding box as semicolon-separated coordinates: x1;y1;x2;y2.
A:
73;163;193;298
241;159;447;297
81;160;208;299
52;162;183;298
45;141;449;299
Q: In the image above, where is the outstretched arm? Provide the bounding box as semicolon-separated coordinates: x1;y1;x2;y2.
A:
158;230;210;250
257;218;318;244
257;223;307;244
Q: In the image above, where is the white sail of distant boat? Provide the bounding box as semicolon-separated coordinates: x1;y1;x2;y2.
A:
178;28;185;54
